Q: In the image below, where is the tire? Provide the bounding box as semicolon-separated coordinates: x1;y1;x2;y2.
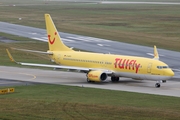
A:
155;83;161;88
111;77;119;82
87;78;91;83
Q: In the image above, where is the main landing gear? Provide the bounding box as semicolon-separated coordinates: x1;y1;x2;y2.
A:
87;78;91;83
155;80;166;88
111;76;119;82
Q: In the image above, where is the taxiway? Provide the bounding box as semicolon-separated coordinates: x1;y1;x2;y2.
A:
0;66;180;97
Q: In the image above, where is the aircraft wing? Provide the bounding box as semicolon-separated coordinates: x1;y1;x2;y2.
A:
16;62;112;74
6;49;112;74
19;62;90;71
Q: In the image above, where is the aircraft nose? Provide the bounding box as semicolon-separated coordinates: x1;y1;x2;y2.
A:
168;69;174;77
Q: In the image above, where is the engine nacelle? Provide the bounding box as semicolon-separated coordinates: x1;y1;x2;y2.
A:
87;71;107;82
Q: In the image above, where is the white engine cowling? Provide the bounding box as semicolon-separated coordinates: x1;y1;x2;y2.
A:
87;71;107;82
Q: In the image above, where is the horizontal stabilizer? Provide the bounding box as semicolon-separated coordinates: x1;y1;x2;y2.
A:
11;48;53;55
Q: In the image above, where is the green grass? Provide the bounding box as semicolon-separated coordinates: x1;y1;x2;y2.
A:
0;0;180;51
0;84;180;120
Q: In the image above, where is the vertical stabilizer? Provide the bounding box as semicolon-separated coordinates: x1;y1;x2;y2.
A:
153;45;159;60
45;14;73;51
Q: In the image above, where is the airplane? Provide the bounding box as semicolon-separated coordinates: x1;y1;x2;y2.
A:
6;14;174;88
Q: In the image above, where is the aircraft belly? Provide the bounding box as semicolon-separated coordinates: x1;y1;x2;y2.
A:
113;72;145;80
113;72;171;80
145;75;172;80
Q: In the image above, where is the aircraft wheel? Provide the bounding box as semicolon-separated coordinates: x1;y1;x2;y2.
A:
87;78;91;83
111;77;119;82
115;77;119;82
155;83;161;88
111;77;115;82
162;80;166;83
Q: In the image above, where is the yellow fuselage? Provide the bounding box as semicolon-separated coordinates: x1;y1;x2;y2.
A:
49;51;174;80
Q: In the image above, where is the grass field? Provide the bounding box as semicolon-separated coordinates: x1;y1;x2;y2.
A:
0;84;180;120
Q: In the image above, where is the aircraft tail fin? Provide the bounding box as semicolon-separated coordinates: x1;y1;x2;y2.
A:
153;45;159;60
45;14;73;51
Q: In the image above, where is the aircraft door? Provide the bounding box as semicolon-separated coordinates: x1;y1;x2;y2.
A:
147;63;152;73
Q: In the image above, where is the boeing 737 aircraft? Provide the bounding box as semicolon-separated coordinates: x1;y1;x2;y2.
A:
6;14;174;88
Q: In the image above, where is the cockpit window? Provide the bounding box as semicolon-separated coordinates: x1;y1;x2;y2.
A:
157;66;169;69
163;66;169;68
157;66;161;69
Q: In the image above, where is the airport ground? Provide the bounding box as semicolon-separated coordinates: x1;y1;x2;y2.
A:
1;66;180;97
0;0;180;119
1;67;180;120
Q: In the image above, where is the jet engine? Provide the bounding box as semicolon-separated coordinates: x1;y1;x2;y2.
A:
87;71;107;82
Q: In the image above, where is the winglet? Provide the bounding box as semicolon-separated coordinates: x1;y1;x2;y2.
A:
6;49;16;63
153;45;159;60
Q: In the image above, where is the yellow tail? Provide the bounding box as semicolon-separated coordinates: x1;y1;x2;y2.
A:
45;14;73;51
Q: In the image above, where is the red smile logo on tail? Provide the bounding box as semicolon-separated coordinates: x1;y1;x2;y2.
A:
48;32;57;44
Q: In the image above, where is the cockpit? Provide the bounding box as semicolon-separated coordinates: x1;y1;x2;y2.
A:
157;66;169;69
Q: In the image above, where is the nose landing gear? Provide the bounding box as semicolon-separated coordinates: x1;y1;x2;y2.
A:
155;83;161;88
155;80;166;88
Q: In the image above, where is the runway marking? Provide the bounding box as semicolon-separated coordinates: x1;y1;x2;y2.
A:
77;37;111;42
62;38;74;42
67;37;92;42
41;37;48;40
31;36;111;43
97;44;111;47
0;71;36;80
28;32;37;35
31;37;47;42
97;44;103;46
18;72;36;80
31;37;74;42
67;36;111;42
